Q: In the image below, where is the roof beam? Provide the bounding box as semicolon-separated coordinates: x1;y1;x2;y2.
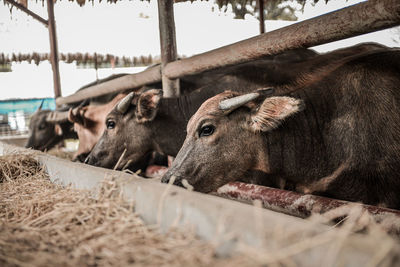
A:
56;65;161;105
3;0;48;26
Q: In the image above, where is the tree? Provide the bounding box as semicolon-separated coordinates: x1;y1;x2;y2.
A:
214;0;328;20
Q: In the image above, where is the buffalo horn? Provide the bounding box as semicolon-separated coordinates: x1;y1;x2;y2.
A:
68;107;83;125
37;99;44;111
219;92;260;111
117;92;134;114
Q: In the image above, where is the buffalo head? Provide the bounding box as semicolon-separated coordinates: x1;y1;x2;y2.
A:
162;89;304;193
85;89;163;171
26;102;69;151
68;93;126;162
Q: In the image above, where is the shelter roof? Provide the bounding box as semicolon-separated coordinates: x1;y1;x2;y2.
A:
3;0;327;20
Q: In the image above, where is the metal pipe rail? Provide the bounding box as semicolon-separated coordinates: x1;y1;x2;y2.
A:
56;0;400;105
217;182;400;234
56;65;161;105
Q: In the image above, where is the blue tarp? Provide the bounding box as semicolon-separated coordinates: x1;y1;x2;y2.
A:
0;98;56;114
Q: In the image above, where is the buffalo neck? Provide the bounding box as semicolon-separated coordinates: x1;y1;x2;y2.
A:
265;89;334;184
154;88;219;156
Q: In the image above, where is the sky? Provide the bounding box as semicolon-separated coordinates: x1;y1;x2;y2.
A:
0;0;399;99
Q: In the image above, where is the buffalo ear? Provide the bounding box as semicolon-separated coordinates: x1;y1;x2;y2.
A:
135;89;163;123
54;124;63;136
68;106;89;126
68;108;82;125
248;96;304;132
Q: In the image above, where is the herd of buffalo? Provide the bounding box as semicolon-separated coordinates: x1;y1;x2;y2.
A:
26;43;400;209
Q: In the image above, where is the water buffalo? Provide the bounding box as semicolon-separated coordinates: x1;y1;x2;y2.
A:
162;46;400;209
25;102;76;151
25;74;134;152
67;93;127;161
85;43;385;172
85;48;320;170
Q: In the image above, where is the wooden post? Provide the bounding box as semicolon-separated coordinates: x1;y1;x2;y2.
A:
46;0;62;100
157;0;180;98
258;0;265;34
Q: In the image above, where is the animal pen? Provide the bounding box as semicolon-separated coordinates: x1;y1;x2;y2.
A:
2;0;400;265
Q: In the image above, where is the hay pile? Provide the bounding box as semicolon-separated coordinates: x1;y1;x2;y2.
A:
0;153;399;266
0;153;250;266
46;147;75;160
0;154;41;183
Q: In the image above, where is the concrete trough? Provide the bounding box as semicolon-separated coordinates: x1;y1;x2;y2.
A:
0;135;28;147
1;141;399;265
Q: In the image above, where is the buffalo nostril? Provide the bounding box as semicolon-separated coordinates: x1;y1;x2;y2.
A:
161;176;170;184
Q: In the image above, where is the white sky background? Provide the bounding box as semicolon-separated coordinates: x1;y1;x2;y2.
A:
0;0;399;99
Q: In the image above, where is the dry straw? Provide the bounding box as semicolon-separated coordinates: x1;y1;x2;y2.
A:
0;152;399;266
0;153;250;266
46;147;75;161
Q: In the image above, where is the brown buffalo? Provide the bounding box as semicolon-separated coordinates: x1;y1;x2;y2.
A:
162;46;400;209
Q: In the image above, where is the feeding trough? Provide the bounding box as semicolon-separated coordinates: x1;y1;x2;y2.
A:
2;0;400;265
1;141;399;266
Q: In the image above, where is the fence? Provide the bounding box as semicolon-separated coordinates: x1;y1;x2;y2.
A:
0;98;55;137
56;0;400;105
0;112;30;136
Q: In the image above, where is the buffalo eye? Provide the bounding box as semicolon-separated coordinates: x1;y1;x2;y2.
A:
199;125;215;137
38;123;46;130
106;119;116;129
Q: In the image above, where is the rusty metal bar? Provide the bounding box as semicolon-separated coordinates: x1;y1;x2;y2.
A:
46;0;62;100
3;0;48;26
164;0;400;79
217;182;400;232
56;66;161;105
258;0;265;34
157;0;180;97
55;0;400;105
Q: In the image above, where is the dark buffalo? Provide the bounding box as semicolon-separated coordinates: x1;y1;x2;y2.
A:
68;93;127;161
26;106;76;151
162;45;400;209
85;48;320;170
